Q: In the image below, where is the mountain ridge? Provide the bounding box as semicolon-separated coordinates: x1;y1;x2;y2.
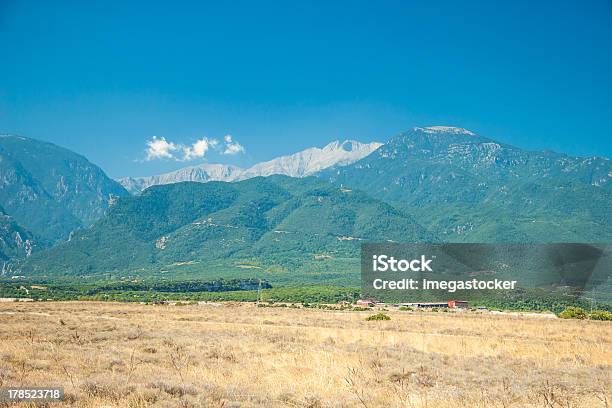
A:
0;134;130;244
118;139;382;194
320;126;611;242
19;175;433;277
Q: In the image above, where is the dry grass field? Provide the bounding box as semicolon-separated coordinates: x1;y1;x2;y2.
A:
0;301;610;408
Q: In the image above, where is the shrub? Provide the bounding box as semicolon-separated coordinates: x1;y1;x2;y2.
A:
558;307;588;319
589;310;612;321
366;312;391;321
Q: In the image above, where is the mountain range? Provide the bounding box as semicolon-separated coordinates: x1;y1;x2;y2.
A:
118;140;382;194
20;176;432;279
0;134;129;245
1;127;611;282
321;126;611;242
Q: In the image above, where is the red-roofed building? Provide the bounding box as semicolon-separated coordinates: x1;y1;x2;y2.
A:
448;300;468;309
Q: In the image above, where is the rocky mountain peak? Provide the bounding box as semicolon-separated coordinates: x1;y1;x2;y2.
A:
118;139;383;194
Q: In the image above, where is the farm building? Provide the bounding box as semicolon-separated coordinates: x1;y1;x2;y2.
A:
400;300;468;309
406;302;449;309
448;300;469;309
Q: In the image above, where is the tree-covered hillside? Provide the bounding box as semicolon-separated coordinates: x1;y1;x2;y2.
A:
0;134;129;244
18;176;434;277
321;127;612;242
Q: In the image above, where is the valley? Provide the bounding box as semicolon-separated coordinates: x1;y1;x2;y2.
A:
0;127;610;311
3;4;611;406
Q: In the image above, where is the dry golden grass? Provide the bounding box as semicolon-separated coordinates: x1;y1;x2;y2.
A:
0;301;610;407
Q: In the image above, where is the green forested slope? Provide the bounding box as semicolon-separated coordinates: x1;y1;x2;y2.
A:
0;134;129;244
321;127;611;242
19;176;433;277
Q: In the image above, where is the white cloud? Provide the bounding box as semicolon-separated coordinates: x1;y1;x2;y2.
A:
222;134;245;155
143;134;245;161
182;138;217;161
145;136;179;160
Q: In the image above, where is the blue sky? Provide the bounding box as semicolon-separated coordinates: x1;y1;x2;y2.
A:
1;0;611;178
